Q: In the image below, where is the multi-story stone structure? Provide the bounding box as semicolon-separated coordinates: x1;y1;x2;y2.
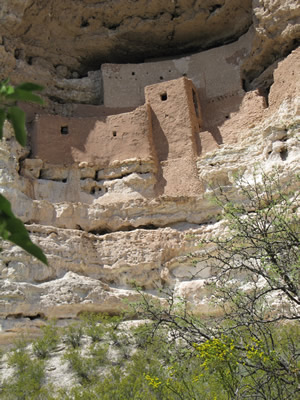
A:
29;77;204;196
25;29;268;200
31;77;201;166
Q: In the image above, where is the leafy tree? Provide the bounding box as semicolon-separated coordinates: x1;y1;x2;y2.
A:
132;171;300;399
0;79;47;264
206;170;300;323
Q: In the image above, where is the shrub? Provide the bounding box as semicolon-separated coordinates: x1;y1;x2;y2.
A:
33;321;60;359
63;343;108;385
64;323;83;349
1;339;46;399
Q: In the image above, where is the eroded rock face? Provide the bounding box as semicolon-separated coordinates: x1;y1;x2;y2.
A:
1;49;299;342
0;0;252;70
243;0;300;90
0;0;298;101
0;1;299;342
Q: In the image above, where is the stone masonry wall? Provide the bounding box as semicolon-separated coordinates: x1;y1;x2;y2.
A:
31;105;152;167
30;78;201;174
102;30;252;108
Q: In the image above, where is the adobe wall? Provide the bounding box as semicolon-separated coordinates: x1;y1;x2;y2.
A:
145;77;201;160
145;77;203;196
31;105;152;166
102;30;252;108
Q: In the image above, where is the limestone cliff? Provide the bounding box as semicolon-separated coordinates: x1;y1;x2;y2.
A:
0;0;299;344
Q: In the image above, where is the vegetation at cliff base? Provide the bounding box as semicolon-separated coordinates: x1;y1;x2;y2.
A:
0;314;298;399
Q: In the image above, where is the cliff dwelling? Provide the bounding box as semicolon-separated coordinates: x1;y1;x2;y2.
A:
24;31;269;200
31;77;201;167
30;77;202;198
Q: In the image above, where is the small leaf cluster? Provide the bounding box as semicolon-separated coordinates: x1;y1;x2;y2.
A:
0;80;43;145
0;193;48;264
0;79;47;264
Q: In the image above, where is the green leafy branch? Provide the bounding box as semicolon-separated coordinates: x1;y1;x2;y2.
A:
0;80;43;145
0;79;47;264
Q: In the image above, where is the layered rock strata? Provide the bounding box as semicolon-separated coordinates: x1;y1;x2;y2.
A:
0;1;299;343
0;1;299;102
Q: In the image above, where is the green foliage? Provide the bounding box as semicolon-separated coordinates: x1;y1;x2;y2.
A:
63;332;227;400
1;339;46;400
64;323;83;349
64;338;167;400
6;106;27;147
129;171;300;399
79;312;121;343
0;79;43;145
80;313;105;342
0;79;47;264
0;314;298;399
63;343;108;385
33;321;60;359
0;194;48;264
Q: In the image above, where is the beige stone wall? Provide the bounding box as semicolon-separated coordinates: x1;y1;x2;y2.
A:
102;30;252;108
31;77;202;170
145;77;201;160
145;77;203;196
31;105;152;166
30;77;204;197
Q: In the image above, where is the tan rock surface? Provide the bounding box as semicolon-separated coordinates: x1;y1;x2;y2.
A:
243;0;300;90
0;0;252;71
0;2;299;341
0;1;298;103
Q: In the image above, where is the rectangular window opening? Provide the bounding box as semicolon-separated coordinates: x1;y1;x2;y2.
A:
160;92;167;101
61;126;69;135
